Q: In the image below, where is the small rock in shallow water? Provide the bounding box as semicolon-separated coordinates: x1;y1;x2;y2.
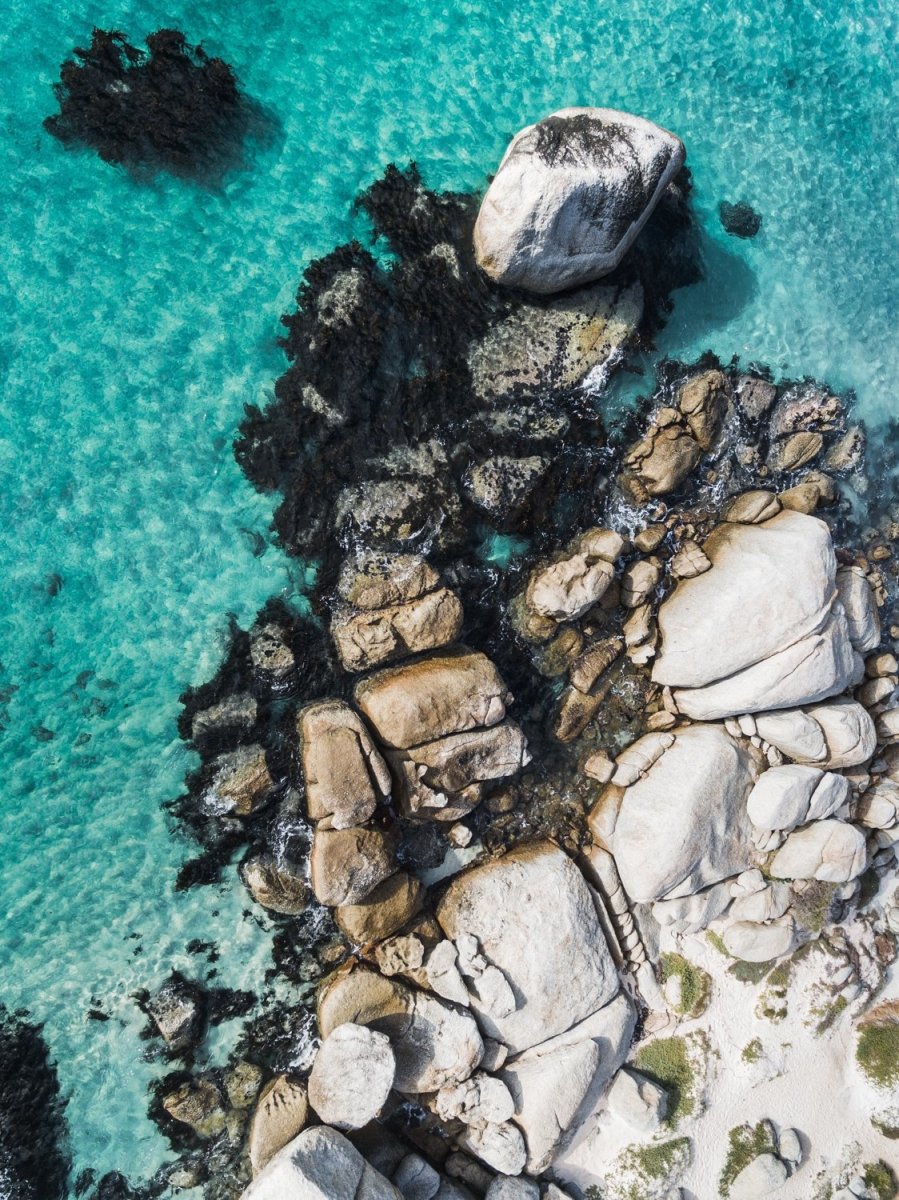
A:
719;200;762;238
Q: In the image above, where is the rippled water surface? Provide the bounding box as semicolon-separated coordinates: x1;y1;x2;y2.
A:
0;0;896;1187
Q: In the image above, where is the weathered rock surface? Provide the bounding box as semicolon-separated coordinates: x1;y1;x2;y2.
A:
308;1023;395;1130
300;700;392;828
310;827;396;907
607;1066;667;1132
769;819;867;882
355;651;511;749
746;765;823;831
527;553;615;621
332;587;464;673
334;872;424;944
143;973;205;1053
653;510;861;720
474;107;685;293
201;745;274;817
601;725;761;902
835;565;881;652
729;1151;789;1199
500;992;635;1171
436;842;619;1053
722;916;798;962
468;283;643;400
248;1075;309;1175
241;1125;403;1199
240;853;309;915
318;969;484;1093
387;723;529;819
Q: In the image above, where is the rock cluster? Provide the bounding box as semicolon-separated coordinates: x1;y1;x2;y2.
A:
150;113;899;1200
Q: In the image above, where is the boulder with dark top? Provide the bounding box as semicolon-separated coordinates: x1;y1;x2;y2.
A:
475;107;686;293
719;200;762;238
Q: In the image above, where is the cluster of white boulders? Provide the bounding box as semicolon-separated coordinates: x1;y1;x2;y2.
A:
229;110;899;1199
588;500;898;966
244;844;628;1197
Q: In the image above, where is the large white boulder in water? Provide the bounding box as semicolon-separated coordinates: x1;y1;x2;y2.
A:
241;1125;402;1199
436;841;619;1054
604;724;762;902
652;510;862;720
474;108;685;294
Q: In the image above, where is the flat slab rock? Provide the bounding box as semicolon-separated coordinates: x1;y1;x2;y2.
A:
474;107;685;294
436;841;619;1054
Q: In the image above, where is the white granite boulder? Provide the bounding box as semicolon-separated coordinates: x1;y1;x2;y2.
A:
474;108;685;294
602;724;761;902
729;1152;789;1199
652;511;861;720
607;1066;667;1133
307;1023;395;1130
435;842;619;1053
769;819;867;883
499;991;635;1173
240;1126;402;1200
318;969;483;1094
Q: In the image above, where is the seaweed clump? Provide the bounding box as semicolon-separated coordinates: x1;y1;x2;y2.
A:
0;1005;70;1200
44;29;261;182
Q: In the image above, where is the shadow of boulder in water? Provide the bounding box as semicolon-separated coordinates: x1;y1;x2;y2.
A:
43;28;281;186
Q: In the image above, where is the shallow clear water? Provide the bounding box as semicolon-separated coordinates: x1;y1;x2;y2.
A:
0;0;895;1187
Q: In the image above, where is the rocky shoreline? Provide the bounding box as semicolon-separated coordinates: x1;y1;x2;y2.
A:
82;110;898;1200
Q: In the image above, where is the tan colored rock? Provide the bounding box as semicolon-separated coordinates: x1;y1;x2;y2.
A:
527;554;614;621
634;524;667;552
162;1078;227;1138
677;369;729;450
621;559;661;608
248;1076;309;1175
334;872;424;944
337;552;439;610
623;424;702;497
310;827;396;907
300;700;391;827
553;685;604;742
387;723;529;818
771;431;824;472
240;854;309;915
578;527;626;562
671;539;711;578
354;650;510;749
318;968;483;1093
202;746;273;817
725;490;782;524
332;587;463;672
569;637;623;693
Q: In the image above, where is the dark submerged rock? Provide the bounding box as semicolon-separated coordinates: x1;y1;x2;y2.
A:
0;1006;70;1200
44;28;271;183
719;199;762;238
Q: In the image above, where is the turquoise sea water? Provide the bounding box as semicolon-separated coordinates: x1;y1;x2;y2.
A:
0;0;896;1188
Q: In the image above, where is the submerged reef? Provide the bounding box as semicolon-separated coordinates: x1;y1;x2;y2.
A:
44;29;268;183
0;1006;70;1200
114;109;899;1198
